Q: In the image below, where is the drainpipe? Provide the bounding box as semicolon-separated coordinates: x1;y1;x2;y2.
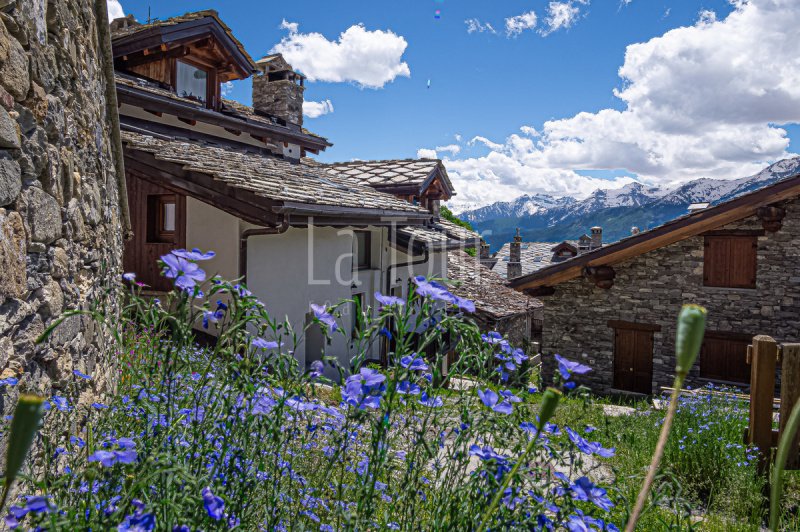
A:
239;217;290;282
94;0;133;240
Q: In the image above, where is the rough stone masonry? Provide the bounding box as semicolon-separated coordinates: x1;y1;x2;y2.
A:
0;0;124;412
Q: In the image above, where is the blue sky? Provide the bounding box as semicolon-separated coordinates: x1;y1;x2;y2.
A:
110;0;800;210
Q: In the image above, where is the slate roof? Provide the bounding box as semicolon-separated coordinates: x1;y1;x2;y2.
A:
448;251;542;320
491;241;579;279
435;219;482;246
121;130;431;216
324;159;454;196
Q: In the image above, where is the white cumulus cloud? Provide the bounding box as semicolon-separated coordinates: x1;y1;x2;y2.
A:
436;144;461;155
505;10;538;36
417;148;438;159
540;1;585;36
465;18;496;34
107;0;124;20
445;0;800;211
271;22;410;89
303;99;334;118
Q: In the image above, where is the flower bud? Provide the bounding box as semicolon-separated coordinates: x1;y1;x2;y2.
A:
675;304;707;377
538;387;562;432
5;395;45;486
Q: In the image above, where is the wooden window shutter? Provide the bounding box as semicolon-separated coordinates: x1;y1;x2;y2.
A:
703;235;757;289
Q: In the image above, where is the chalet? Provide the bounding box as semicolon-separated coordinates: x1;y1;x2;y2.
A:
110;11;479;373
487;227;603;279
508;174;800;395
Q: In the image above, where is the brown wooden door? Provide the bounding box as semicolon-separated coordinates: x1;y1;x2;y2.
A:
123;173;186;292
613;328;654;394
700;333;751;384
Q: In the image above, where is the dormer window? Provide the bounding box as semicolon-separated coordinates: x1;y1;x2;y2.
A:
176;60;209;104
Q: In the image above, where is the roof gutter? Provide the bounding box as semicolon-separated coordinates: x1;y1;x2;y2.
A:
239;217;290;282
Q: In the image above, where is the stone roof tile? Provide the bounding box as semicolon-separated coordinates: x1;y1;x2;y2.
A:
448;251;542;319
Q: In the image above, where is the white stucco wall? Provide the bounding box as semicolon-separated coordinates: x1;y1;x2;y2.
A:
181;203;450;376
186;197;240;281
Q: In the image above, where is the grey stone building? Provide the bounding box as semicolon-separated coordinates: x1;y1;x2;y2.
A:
0;1;125;407
448;250;543;349
509;174;800;395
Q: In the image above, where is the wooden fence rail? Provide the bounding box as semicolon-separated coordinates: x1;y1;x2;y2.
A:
747;336;800;471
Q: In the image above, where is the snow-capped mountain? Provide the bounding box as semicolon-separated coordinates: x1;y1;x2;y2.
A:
461;194;576;224
460;157;800;250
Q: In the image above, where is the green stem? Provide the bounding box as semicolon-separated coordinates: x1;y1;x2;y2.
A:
477;429;542;530
625;377;683;532
770;397;800;531
0;482;11;515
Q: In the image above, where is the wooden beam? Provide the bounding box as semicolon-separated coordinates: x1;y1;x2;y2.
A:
757;205;786;233
749;335;779;472
116;84;331;151
584;265;616;289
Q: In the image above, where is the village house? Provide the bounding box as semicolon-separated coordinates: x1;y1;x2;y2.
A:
486;228;604;280
447;250;543;349
109;11;479;373
507;175;800;395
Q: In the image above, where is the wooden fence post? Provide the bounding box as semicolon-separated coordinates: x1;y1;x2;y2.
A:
749;335;779;470
780;344;800;469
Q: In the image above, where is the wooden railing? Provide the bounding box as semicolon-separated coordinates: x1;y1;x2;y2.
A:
747;336;800;470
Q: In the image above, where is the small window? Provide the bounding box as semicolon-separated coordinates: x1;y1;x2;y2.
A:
176;61;208;104
147;195;177;244
354;232;372;270
703;235;757;289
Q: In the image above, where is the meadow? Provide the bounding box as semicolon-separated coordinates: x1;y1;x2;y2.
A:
0;248;797;530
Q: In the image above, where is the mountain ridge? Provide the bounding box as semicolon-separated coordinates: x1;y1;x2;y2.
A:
459;158;800;250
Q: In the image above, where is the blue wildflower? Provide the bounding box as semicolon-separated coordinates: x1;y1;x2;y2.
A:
477;389;513;415
202;486;225;520
419;392;443;408
161;252;206;292
311;304;338;333
374;291;405;307
172;248;216;261
400;355;429;371
555;354;592;380
73;370;92;380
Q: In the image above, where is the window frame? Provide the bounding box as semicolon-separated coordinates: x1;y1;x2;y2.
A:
173;59;217;109
147;194;178;244
354;231;373;271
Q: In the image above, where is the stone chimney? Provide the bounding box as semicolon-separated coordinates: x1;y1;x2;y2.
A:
252;54;305;126
507;228;522;279
590;226;603;250
631;226;640;236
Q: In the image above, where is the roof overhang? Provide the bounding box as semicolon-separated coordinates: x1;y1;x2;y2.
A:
112;13;257;79
124;145;431;228
116;83;331;153
509;173;800;292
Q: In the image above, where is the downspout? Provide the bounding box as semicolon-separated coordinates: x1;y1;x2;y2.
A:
94;0;133;240
239;217;290;282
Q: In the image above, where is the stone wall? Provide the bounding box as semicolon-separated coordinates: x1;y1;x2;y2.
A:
0;0;123;409
541;199;800;394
